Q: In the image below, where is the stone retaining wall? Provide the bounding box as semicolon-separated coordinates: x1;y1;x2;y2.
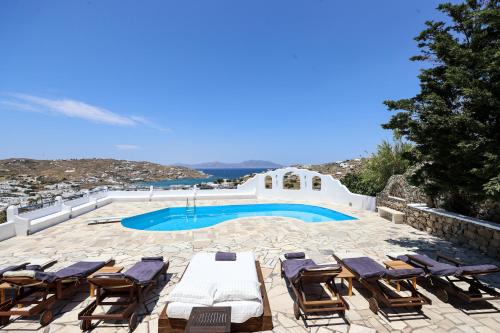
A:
405;204;500;258
377;175;500;259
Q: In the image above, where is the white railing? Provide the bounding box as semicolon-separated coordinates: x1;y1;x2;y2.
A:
1;168;376;241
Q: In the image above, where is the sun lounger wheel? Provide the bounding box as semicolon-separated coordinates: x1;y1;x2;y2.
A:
80;319;92;331
40;309;54;326
468;285;480;295
368;297;379;314
293;302;300;319
436;289;449;303
129;312;138;331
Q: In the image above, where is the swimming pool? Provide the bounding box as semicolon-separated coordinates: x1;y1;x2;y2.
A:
121;203;356;231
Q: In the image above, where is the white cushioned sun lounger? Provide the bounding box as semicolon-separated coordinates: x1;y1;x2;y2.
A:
166;252;263;323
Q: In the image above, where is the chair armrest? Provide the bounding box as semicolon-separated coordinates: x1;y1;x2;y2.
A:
436;253;462;266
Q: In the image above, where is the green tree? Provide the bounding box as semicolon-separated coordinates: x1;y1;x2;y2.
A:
343;138;413;196
383;0;500;215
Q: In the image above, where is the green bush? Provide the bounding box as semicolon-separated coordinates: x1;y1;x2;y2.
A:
342;138;413;196
0;210;6;224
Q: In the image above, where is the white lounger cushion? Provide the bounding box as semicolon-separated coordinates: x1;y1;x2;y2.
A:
166;281;216;306
166;301;263;324
3;270;36;278
167;252;263;323
214;280;262;303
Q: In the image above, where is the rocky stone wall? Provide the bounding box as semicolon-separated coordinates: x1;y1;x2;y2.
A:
377;175;500;259
405;205;500;258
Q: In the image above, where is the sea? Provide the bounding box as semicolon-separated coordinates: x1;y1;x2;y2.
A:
141;168;270;188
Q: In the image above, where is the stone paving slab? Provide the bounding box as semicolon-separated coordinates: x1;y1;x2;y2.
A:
0;199;499;332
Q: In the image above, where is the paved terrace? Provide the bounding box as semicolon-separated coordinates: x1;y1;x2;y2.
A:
0;199;499;333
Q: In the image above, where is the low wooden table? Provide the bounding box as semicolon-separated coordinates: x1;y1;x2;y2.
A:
337;266;355;296
0;282;12;303
185;306;231;333
88;266;123;297
383;260;417;291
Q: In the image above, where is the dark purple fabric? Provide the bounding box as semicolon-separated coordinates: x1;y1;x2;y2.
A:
142;256;163;261
409;254;441;267
55;261;106;279
26;264;43;271
215;252;236;261
408;255;459;276
396;255;410;263
285;252;306;260
384;268;424;279
342;257;386;279
32;271;58;283
124;260;164;284
458;264;498;275
425;263;459;276
0;263;28;276
282;259;316;280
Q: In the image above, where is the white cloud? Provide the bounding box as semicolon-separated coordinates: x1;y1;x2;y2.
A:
0;93;168;131
115;144;141;150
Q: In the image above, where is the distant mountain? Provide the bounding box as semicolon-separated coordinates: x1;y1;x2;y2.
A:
177;160;283;169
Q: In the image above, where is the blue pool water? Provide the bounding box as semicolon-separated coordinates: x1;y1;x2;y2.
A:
122;203;357;231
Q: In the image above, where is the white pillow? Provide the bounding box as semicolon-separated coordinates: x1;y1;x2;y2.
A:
166;281;216;306
3;270;36;278
214;280;262;303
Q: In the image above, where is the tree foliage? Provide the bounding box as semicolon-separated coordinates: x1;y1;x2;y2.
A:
343;138;413;196
383;0;500;214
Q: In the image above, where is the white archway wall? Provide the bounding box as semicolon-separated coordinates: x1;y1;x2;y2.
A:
242;167;376;211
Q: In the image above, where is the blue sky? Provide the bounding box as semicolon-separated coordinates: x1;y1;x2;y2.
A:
0;0;452;165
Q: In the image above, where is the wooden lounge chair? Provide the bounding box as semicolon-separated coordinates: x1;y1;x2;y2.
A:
333;254;431;314
78;257;168;331
280;253;349;320
158;252;272;333
0;259;57;304
395;253;500;303
0;258;114;326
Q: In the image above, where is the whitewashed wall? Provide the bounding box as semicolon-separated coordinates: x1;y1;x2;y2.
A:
247;167;376;211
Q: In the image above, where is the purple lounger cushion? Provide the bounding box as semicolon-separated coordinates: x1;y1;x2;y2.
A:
396;255;410;263
342;257;386;279
285;252;306;260
408;255;459;276
458;264;498;275
124;259;164;284
282;259;316;280
55;261;107;279
20;261;107;283
215;252;236;261
384;268;424;280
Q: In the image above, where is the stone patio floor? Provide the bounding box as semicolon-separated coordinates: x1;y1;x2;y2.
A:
0;199;499;333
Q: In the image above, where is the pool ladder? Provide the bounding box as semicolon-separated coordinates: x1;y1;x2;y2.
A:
185;197;196;216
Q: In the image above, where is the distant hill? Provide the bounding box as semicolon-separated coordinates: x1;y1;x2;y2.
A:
0;158;206;185
178;160;283;169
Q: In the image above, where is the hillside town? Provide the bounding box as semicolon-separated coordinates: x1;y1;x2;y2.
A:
0;158;206;217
